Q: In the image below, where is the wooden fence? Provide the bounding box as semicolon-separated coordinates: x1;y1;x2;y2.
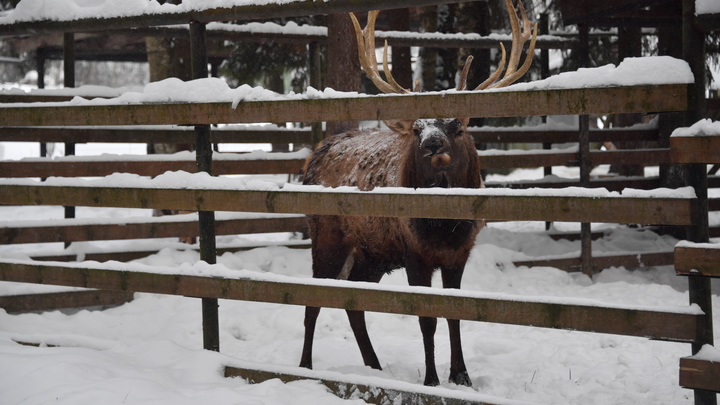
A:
0;1;717;404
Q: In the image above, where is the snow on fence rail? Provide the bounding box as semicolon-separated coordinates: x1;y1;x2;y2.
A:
0;178;699;225
0;124;313;144
0;84;689;127
0;258;704;343
0;0;469;35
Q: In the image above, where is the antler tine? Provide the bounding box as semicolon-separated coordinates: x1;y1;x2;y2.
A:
349;11;409;95
488;0;537;89
474;43;507;90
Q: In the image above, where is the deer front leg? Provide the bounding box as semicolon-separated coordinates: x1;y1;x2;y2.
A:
405;254;440;386
442;266;471;387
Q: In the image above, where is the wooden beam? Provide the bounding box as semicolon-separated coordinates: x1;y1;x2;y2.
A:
680;357;720;392
0;0;472;36
675;245;720;277
0;290;133;313
478;149;670;169
513;251;675;273
27;241;312;263
0;159;305;178
471;128;659;144
0;260;701;343
0;126;313;144
0;85;689;127
0;184;698;225
224;365;499;405
0;216;307;245
670;136;720;164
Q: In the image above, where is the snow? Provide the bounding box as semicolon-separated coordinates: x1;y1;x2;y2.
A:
9;148;310;163
671;119;720;137
692;344;720;362
495;56;694;92
0;171;699;200
0;0;309;24
0;57;693;109
697;0;720;15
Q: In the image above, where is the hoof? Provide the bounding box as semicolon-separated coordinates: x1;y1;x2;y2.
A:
423;373;440;387
451;371;472;387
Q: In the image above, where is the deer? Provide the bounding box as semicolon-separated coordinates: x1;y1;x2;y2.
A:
299;0;537;387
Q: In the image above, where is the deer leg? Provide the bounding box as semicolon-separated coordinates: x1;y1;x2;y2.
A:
441;266;471;387
346;265;384;370
300;216;351;369
299;306;320;369
346;309;382;369
406;256;439;386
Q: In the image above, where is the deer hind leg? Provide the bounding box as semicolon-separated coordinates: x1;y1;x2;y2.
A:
405;255;440;386
346;257;384;370
300;216;352;369
442;265;471;387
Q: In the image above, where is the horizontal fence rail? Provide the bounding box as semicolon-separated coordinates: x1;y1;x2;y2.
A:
0;215;307;245
0;85;689;127
0;260;702;343
0;125;657;145
0;159;306;177
471;128;660;144
0;149;680;177
670;136;720;164
0;184;698;225
0;0;472;36
0;126;313;144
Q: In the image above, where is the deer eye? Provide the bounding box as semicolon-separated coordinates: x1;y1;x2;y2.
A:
455;129;465;137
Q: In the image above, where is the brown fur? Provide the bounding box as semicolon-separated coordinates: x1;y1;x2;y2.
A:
299;119;483;387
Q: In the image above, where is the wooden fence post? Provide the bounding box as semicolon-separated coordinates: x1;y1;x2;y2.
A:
190;20;220;353
682;1;715;405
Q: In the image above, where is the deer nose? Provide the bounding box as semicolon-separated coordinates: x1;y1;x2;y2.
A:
423;137;446;155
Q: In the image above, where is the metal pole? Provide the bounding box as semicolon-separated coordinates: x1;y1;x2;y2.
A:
190;20;220;353
540;13;552;231
63;33;75;223
577;24;593;276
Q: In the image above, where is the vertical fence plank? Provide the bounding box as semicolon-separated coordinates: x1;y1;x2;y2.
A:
682;1;715;405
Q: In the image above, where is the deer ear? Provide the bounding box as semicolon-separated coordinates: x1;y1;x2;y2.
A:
384;119;415;135
459;117;470;128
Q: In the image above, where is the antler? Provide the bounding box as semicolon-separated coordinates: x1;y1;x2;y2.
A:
458;0;538;91
351;0;536;94
349;11;410;94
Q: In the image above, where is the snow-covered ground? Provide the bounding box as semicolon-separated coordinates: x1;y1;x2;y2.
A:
0;132;718;404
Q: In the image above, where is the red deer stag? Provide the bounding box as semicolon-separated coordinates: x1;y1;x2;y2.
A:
299;0;537;387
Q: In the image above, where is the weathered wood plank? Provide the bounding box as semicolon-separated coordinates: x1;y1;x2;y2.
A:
0;126;656;145
478;149;670;169
675;245;720;278
679;357;720;392
471;128;659;144
0;290;134;313
0;260;701;342
224;366;498;405
0;184;698;225
670;136;720;164
0;159;305;178
0;0;469;36
0;85;689;127
28;241;312;263
0;216;307;245
513;251;675;273
0;126;313;144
